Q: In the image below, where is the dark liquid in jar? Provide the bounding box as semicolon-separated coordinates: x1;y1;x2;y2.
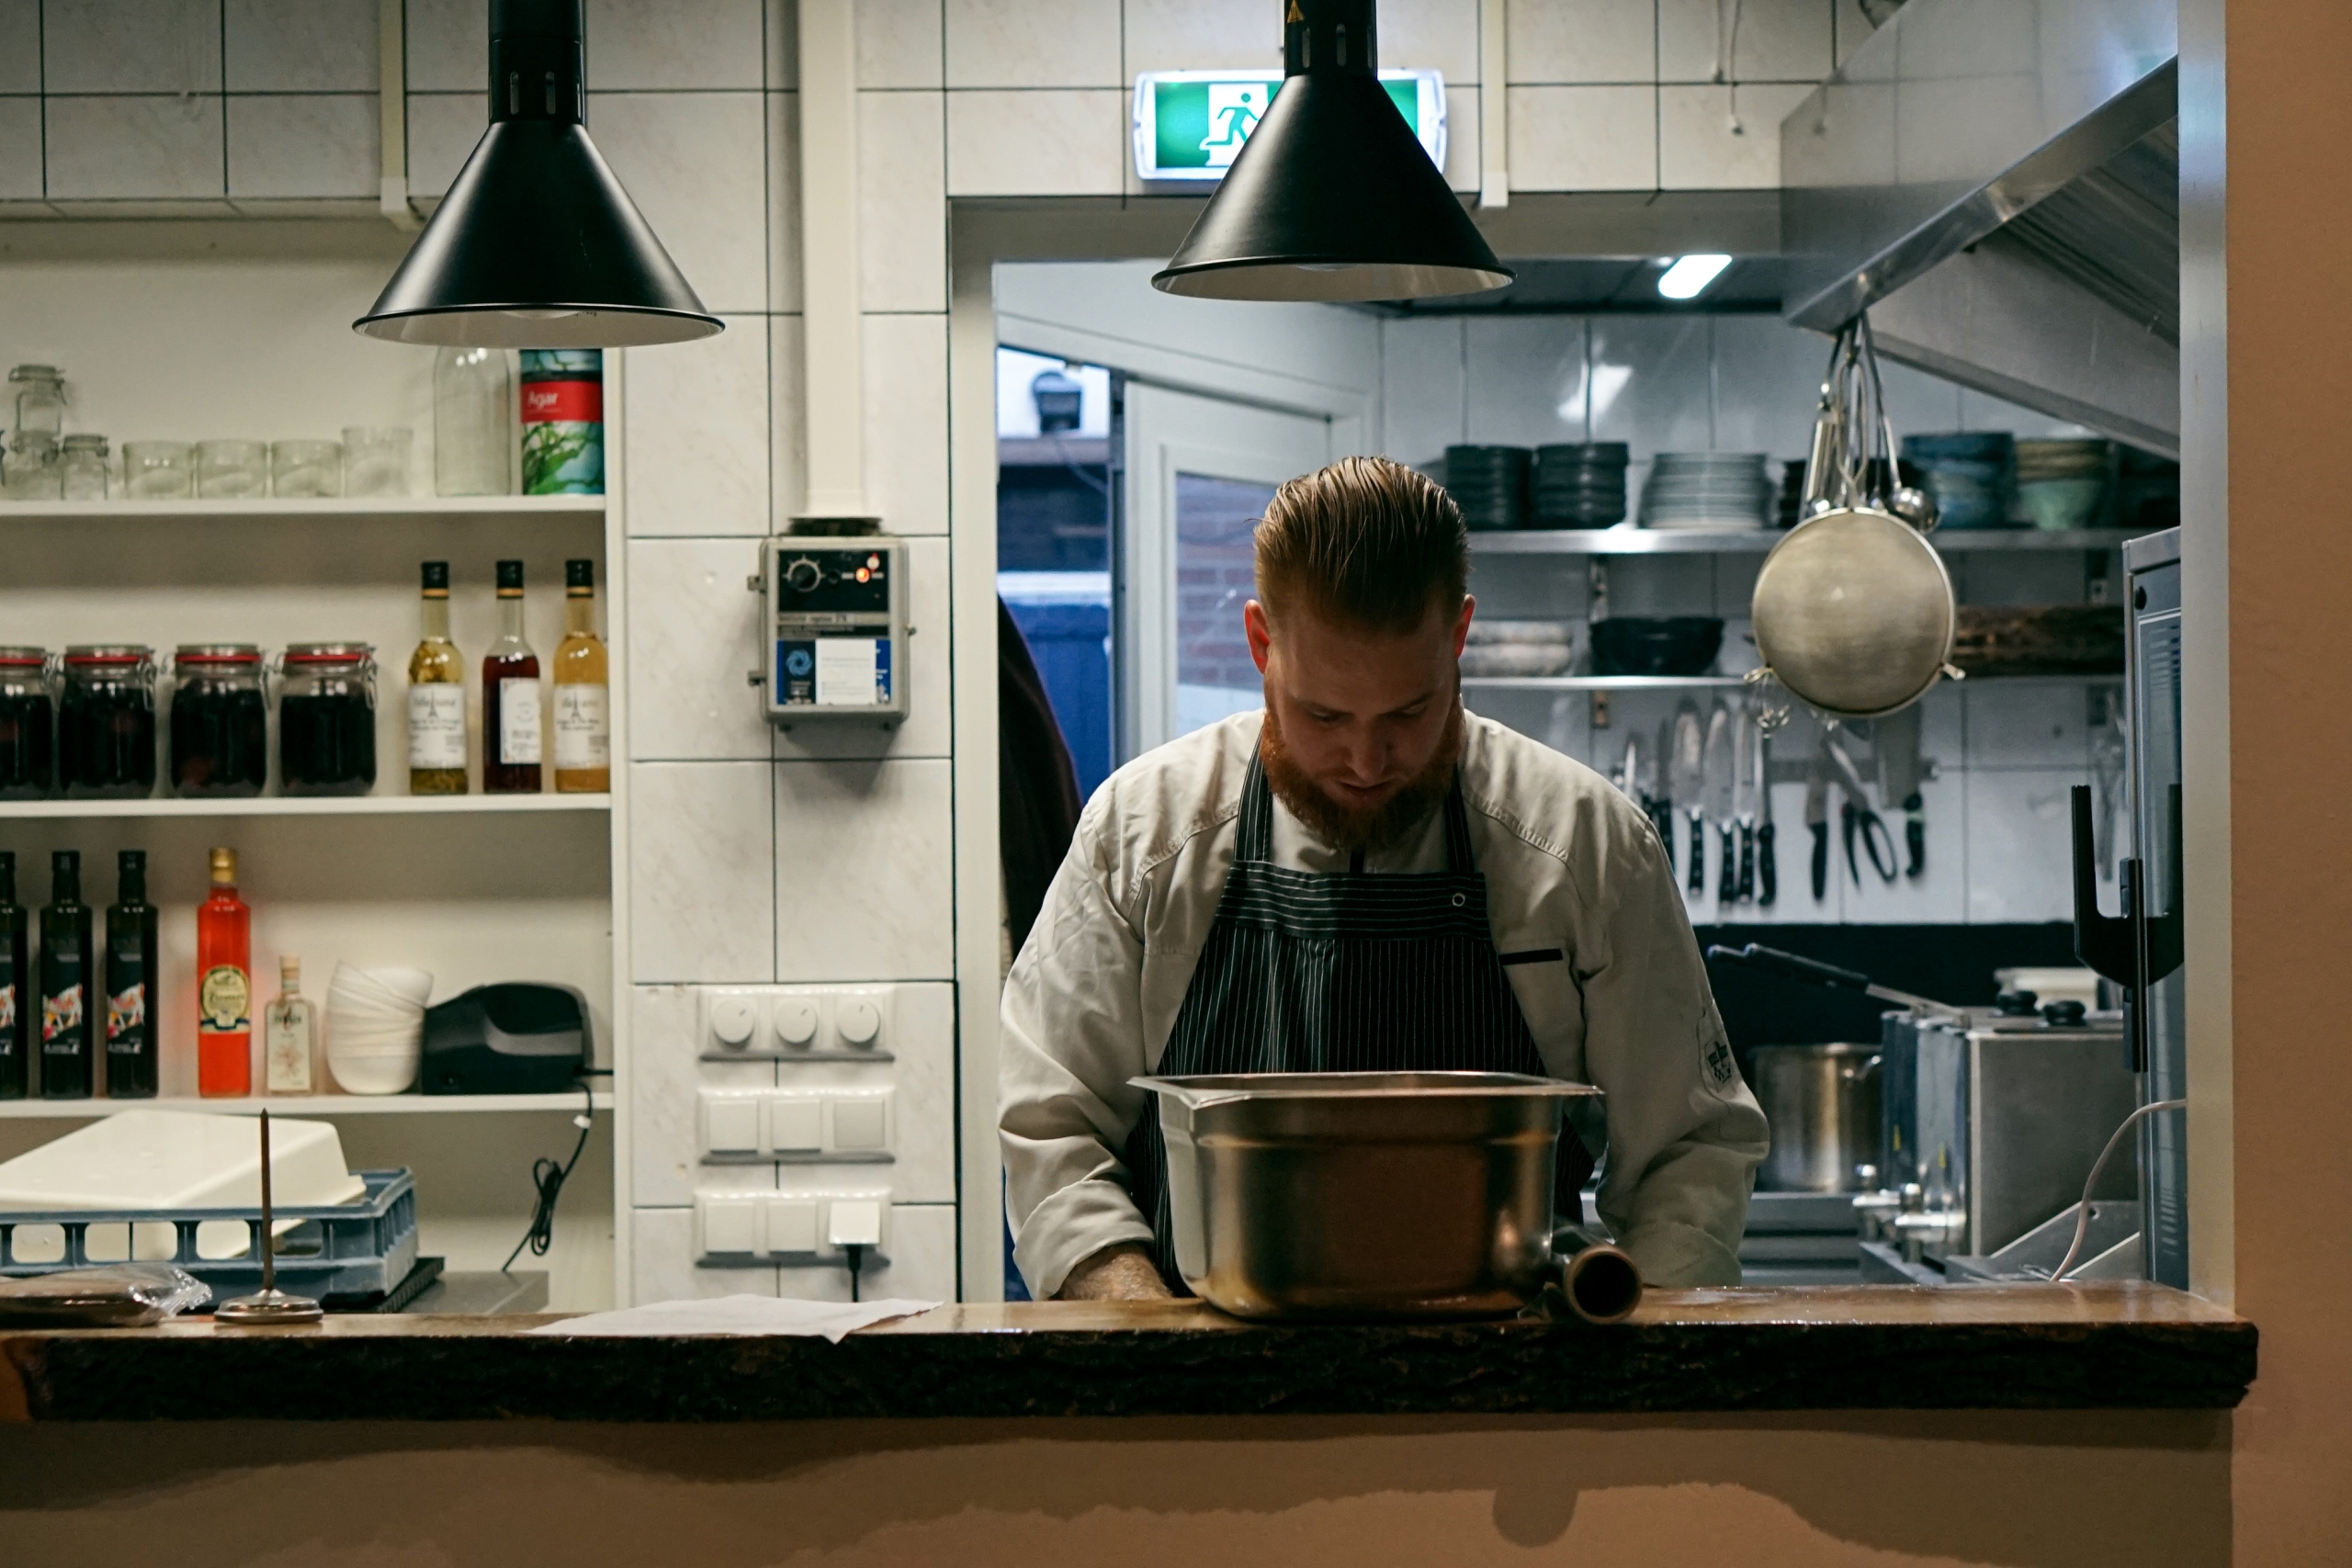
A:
0;690;52;799
279;691;377;795
169;679;267;797
58;679;156;799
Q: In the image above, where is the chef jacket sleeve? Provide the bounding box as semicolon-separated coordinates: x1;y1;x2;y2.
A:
1575;809;1770;1287
998;801;1159;1299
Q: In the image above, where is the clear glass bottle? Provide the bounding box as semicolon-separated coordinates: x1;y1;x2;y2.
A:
552;558;609;793
60;434;108;501
482;559;541;794
407;560;468;795
197;847;251;1099
435;347;514;496
265;955;318;1096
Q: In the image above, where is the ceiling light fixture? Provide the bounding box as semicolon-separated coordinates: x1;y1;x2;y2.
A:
1151;0;1511;303
355;0;722;349
1657;254;1735;301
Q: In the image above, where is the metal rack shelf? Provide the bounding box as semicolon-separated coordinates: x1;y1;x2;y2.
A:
1470;527;2150;556
0;1093;612;1120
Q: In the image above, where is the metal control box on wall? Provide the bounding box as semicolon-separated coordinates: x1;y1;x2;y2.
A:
758;536;910;724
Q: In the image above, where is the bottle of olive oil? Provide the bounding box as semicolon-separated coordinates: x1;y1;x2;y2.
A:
0;852;28;1099
407;560;468;795
551;558;609;793
104;849;158;1099
40;850;94;1100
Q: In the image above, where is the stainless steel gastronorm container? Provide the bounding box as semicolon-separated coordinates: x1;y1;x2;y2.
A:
1131;1071;1602;1320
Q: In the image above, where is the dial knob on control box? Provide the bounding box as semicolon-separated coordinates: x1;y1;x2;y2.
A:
773;997;819;1048
837;998;882;1047
709;996;757;1048
784;558;822;592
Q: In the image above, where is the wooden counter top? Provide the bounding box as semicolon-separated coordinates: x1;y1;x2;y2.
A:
0;1283;2254;1421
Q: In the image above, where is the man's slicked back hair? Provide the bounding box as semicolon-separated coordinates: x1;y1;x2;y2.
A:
1253;455;1468;636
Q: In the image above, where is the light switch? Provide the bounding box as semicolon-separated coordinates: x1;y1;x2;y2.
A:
768;1095;823;1154
773;997;819;1047
829;1095;890;1153
708;995;757;1049
701;1094;762;1156
827;1200;885;1249
698;1197;759;1257
836;998;882;1047
764;1198;820;1256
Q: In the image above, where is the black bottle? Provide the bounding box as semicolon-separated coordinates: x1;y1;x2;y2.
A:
0;852;28;1099
40;849;94;1100
104;850;159;1099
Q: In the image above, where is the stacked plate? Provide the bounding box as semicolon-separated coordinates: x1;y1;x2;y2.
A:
1443;445;1532;531
1532;443;1629;528
2015;437;2111;531
1638;452;1770;528
1460;619;1572;677
1901;432;2016;529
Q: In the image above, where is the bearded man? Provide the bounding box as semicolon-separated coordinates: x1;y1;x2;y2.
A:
999;455;1766;1300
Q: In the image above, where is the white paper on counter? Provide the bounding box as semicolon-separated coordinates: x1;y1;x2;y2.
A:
526;1294;941;1343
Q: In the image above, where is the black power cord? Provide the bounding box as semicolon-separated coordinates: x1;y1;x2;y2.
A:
844;1243;866;1303
503;1073;610;1272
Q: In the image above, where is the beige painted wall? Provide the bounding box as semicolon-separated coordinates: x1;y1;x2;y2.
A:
0;1412;2228;1566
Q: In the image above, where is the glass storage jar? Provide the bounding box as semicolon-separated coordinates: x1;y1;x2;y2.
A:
270;439;341;498
122;442;193;501
194;440;267;500
276;643;376;795
0;648;53;800
57;647;157;799
3;433;62;501
60;434;108;501
169;646;268;797
9;365;64;441
341;427;413;499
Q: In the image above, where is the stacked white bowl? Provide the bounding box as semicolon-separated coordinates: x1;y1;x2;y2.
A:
325;964;433;1095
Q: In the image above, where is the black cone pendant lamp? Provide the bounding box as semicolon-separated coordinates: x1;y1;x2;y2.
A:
1151;0;1511;302
356;0;721;348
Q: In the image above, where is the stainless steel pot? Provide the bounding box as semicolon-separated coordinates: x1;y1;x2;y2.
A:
1132;1071;1607;1320
1751;1043;1883;1193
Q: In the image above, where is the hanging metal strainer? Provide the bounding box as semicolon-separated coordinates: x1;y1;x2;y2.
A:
1749;314;1960;720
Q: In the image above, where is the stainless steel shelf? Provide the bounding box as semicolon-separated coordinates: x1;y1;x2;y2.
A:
1462;674;1754;691
0;794;610;820
0;1093;612;1119
1471;527;2150;556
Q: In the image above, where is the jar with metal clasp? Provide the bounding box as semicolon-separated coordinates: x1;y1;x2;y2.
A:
275;643;377;796
0;647;55;799
57;646;157;799
169;645;269;798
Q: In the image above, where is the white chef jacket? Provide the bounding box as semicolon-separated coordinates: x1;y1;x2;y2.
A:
999;708;1768;1298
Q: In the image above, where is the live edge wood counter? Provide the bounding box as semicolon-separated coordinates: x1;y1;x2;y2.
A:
0;1283;2253;1421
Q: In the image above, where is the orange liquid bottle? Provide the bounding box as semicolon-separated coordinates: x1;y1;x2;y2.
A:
196;846;252;1097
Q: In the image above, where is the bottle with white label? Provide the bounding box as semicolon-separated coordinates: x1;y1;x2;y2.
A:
265;954;317;1096
407;560;468;795
482;558;541;794
552;558;609;793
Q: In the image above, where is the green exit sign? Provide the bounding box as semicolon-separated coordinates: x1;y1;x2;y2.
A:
1131;70;1446;183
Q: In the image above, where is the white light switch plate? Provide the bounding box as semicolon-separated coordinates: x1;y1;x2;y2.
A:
695;1190;893;1259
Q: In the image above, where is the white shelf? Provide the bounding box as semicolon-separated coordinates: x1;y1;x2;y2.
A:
0;495;605;522
1471;527;2151;556
1464;674;1753;691
0;1092;612;1119
0;794;610;820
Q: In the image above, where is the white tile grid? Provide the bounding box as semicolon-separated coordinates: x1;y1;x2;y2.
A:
1506;84;1657;192
1378;316;1465;463
859;88;946;313
1962;767;2082;923
1507;0;1655;84
1122;0;1274;76
774;757;956;983
223;0;378;92
403;92;482;198
859;0;944;88
583;0;766;91
42;93;225;200
1442;82;1478;193
586;91;770;313
224;93;377;198
1658;81;1812;188
0;96;41;198
630;985;779;1206
629;760;779;984
405;0;485;93
1657;0;1835;85
944;0;1122;89
624;536;777;763
943;86;1123;197
861;311;950;535
764;0;797;89
41;0;221;95
1462;314;1589;448
0;1;40;95
769;310;808;524
766;89;802;312
622;312;773;538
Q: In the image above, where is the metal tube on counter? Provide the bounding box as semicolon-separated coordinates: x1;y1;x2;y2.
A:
1553;1224;1643;1325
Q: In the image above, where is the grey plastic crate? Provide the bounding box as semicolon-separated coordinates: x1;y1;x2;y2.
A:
0;1168;418;1305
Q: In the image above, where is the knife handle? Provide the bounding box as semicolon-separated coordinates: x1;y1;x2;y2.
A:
1688;815;1706;894
1649;799;1677;872
1758;821;1778;906
1904;794;1926;878
1738;825;1755;902
1716;824;1736;902
1810;821;1829;901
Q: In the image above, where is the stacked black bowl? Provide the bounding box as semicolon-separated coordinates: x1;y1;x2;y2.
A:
1532;443;1630;528
1443;445;1532;531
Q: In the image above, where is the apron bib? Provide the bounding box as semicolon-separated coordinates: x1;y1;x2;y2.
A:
1125;751;1595;1289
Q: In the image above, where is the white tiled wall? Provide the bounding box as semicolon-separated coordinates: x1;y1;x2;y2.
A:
1406;310;2109;925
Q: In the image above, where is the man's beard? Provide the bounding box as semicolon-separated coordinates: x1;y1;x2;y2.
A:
1261;699;1464;855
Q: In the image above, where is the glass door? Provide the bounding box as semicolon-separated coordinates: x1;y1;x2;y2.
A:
1120;383;1331;757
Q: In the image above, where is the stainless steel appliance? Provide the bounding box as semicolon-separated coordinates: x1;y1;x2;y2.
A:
2126;527;2188;1286
1750;1043;1882;1193
1131;1071;1613;1320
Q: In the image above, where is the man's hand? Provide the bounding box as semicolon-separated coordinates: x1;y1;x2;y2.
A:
1057;1243;1174;1301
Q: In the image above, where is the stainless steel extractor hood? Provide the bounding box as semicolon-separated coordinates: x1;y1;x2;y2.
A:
1780;0;2180;456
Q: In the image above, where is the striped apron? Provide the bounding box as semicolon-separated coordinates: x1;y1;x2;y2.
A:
1125;751;1595;1290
